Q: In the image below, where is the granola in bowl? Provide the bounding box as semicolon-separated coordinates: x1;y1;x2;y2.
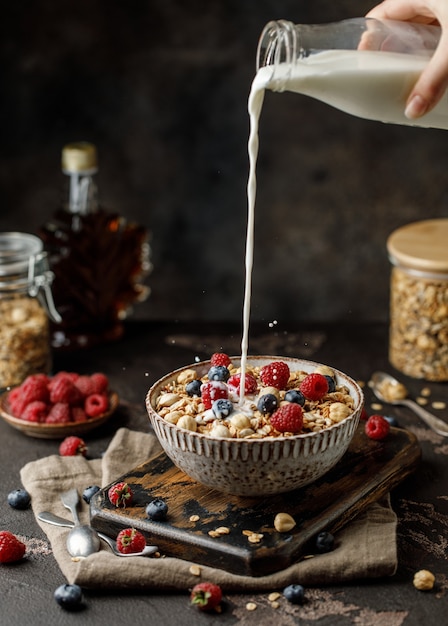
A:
155;355;356;440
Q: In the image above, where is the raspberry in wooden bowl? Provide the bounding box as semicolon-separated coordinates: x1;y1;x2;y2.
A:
145;356;364;496
0;371;118;439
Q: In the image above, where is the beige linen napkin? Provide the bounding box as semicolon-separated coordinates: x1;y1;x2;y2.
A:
20;428;397;591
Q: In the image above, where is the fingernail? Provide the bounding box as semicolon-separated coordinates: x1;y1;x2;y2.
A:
405;94;428;119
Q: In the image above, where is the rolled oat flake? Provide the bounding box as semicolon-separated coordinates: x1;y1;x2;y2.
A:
387;218;448;381
0;232;60;389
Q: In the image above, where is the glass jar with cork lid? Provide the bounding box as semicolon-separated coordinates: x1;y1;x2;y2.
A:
387;219;448;381
0;232;60;389
39;142;151;350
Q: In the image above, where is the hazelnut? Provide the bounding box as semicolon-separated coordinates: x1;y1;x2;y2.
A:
176;415;197;432
274;512;296;533
177;369;197;385
157;393;181;408
413;569;435;591
230;414;252;430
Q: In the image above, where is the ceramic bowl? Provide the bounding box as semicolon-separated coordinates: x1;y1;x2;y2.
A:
145;356;364;496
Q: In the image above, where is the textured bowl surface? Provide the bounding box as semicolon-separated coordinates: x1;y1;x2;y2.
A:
0;389;119;439
146;356;364;496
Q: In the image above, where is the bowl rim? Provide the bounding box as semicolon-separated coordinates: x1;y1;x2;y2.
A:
146;355;364;444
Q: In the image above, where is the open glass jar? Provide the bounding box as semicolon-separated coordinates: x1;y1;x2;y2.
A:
0;232;60;388
388;219;448;381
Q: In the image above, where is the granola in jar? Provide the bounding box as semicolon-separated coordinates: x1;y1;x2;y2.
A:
0;233;58;388
387;219;448;381
0;295;51;388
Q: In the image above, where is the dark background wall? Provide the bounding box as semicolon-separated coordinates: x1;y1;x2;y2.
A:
1;0;447;325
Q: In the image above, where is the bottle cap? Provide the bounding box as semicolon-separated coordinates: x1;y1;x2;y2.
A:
387;218;448;273
62;142;98;173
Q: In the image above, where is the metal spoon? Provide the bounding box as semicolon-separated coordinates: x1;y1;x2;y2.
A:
61;489;101;557
370;371;448;437
37;511;158;557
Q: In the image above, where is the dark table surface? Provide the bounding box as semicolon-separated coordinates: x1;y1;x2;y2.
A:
1;320;447;626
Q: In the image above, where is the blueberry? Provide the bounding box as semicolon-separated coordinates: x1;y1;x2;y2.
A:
186;379;202;397
284;389;305;406
324;375;336;393
257;393;278;414
315;531;335;553
7;489;31;510
283;583;305;605
212;398;234;419
54;584;84;611
82;485;101;504
207;365;230;382
384;415;399;427
146;498;168;521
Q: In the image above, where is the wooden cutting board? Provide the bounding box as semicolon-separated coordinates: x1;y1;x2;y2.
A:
90;425;420;576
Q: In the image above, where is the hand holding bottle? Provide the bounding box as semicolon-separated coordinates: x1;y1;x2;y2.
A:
366;0;448;119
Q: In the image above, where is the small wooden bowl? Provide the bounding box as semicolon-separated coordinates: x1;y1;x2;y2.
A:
0;389;119;439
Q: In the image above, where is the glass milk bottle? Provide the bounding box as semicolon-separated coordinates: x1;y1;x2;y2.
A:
255;17;448;129
39;142;151;351
0;232;59;388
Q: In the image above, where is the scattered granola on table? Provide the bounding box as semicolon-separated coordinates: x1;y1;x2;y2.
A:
413;569;435;591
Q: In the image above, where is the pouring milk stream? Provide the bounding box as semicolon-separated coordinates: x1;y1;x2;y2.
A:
239;17;446;403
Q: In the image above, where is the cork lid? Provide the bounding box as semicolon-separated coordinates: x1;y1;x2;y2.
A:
387;219;448;272
62;142;98;173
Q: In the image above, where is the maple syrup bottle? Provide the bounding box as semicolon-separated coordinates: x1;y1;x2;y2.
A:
40;142;151;350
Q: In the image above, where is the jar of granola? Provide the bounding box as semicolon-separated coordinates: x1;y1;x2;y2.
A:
387;219;448;381
0;232;60;389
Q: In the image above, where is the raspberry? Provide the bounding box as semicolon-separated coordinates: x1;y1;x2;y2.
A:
48;372;79;389
200;381;228;409
227;372;258;395
84;394;109;417
0;531;26;563
190;582;222;612
299;373;329;401
260;361;290;390
108;481;133;508
21;400;48;423
210;353;231;368
59;435;87;456
71;407;88;422
270;403;304;433
49;377;83;405
8;387;25;417
365;414;390;441
90;372;109;394
10;375;49;416
116;528;146;554
20;375;50;402
359;407;369;421
74;375;95;398
46;402;71;424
